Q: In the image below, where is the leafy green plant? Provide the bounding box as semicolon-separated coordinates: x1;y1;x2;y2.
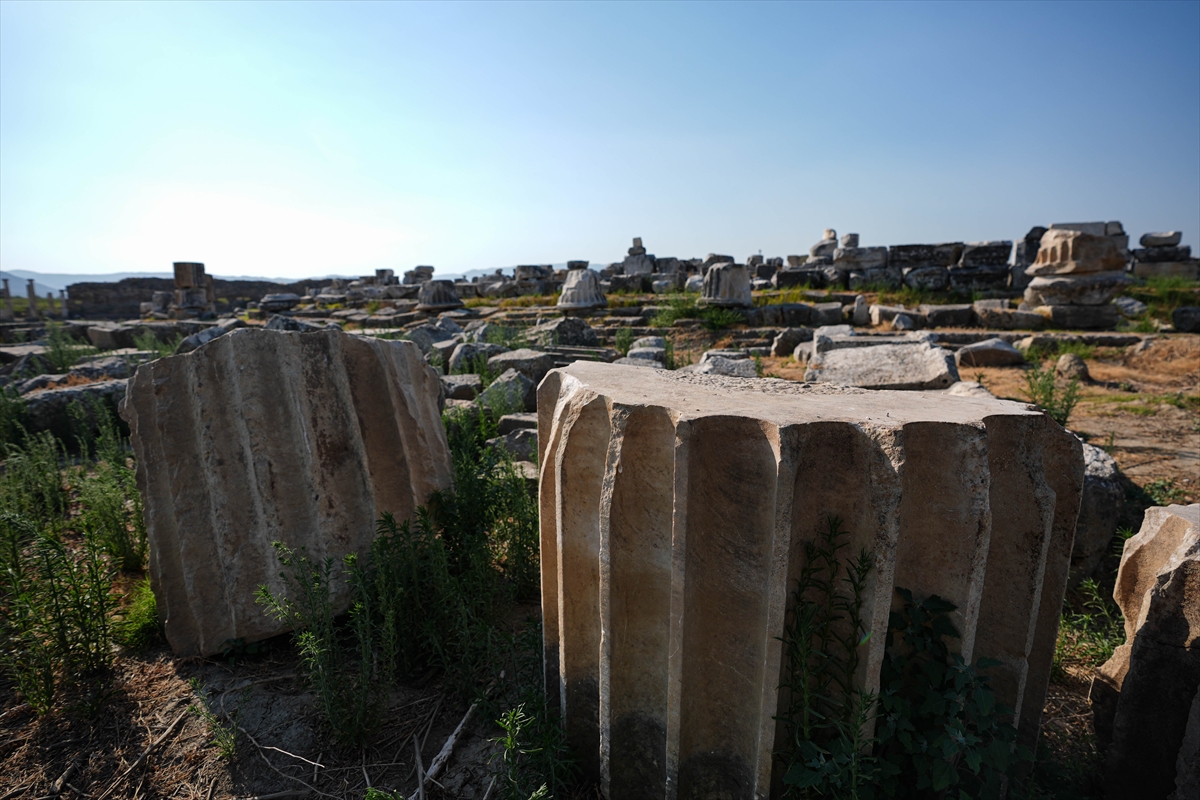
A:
0;430;66;528
1053;579;1124;678
700;306;745;331
132;329;183;359
43;322;96;372
0;385;27;448
664;339;676;370
492;704;555;800
613;326;633;356
115;576;161;650
875;590;1029;799
1143;477;1186;505
189;678;240;759
1021;364;1081;427
0;524;117;713
650;295;702;327
776;517;878;798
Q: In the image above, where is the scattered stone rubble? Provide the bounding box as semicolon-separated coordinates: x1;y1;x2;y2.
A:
537;362;1083;793
1090;504;1200;800
120;328;453;656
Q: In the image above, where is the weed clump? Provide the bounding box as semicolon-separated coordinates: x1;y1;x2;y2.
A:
1022;364;1081;427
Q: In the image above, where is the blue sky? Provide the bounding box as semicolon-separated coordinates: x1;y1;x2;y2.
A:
2;0;1198;280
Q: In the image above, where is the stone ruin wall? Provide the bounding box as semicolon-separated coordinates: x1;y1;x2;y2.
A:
66;277;310;319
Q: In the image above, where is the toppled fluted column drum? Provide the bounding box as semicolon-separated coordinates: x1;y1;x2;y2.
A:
122;328;453;656
557;267;607;310
537;362;1083;799
415;279;464;311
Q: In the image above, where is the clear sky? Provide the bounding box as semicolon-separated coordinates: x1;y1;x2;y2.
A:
2;0;1198;280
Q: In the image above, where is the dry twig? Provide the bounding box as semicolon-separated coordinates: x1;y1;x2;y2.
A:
96;704;190;800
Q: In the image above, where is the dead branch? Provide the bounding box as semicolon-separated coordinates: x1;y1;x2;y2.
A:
96;704;190;800
424;700;477;786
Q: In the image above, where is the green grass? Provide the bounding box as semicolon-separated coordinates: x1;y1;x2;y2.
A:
132;329;184;359
1143;477;1187;506
43;322;97;372
116;576;161;650
1022;365;1082;427
1024;340;1096;364
1053;579;1124;679
649;295;745;330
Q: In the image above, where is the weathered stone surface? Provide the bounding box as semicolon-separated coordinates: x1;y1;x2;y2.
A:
1069;442;1123;586
25;379;127;438
1092;504;1200;799
1133;260;1200;280
441;373;482;400
416;280;464;311
68;355;134;381
888;242;964;267
177;318;247;353
1028;229;1128;276
700;263;752;308
121;329;452;656
812;301;844;326
498;412;538;435
487;349;555;384
847;265;903;290
529;317;600;348
537;362;1083;793
259;293;302;313
973;300;1047;330
948;264;1010;291
903;265;950;291
891;313;918;331
1141;232;1182;248
805;342;959;389
1033;304;1120;330
851;295;870;327
1133;246;1191;263
683;355;757;378
1024;272;1132;306
447;342;508;373
960;241;1014;267
809;236;837;259
919;303;974;328
558;268;607;310
479;368;537;412
612;357;665;368
87;323;138;350
869;304;910;326
956;337;1025;367
632;336;666;350
945;380;995;398
684;274;704;292
487;428;538;461
263;314;325;334
771;327;813;357
16;373;66;394
626;347;666;363
755;303;812;328
1172;307;1200;333
1114;296;1148;317
1056;352;1090;382
832;246;887;272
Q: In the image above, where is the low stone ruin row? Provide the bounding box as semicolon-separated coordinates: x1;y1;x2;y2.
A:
537;361;1083;798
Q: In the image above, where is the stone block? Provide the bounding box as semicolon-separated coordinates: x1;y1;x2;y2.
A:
948;264;1010;291
960;241;1014;267
487;348;556;384
755;303;812;328
173;262;206;288
447;342;507;373
785;255;805;268
919;303;974;328
416;280;464;312
899;265;948;292
478;368;537;413
121;329;451;656
832;246;888;272
1133;246;1192;263
537;362;1083;793
498;412;538;435
956;337;1025;367
773;267;827;289
1173;307;1200;333
805;342;958;389
529;317;600;348
1049;221;1109;236
1069;442;1123;587
1033;304;1120;330
888;243;964;267
869;304;909;326
701;263;752;308
812;301;844;326
1140;231;1182;248
771;327;814;357
87;324;138;350
1092;504;1200;799
1024;272;1132;306
682;355;757;378
809;237;837;259
626;346;666;363
847;265;903;290
1027;229;1127;276
972;301;1046;330
1131;260;1200;280
441;373;482;400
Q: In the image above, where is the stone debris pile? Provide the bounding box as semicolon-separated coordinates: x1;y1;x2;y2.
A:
1021;223;1132;330
170;262;216;319
1132;230;1198;280
537;362;1083;795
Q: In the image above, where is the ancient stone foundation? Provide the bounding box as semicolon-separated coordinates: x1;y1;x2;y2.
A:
122;328;453;656
537;362;1083;799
